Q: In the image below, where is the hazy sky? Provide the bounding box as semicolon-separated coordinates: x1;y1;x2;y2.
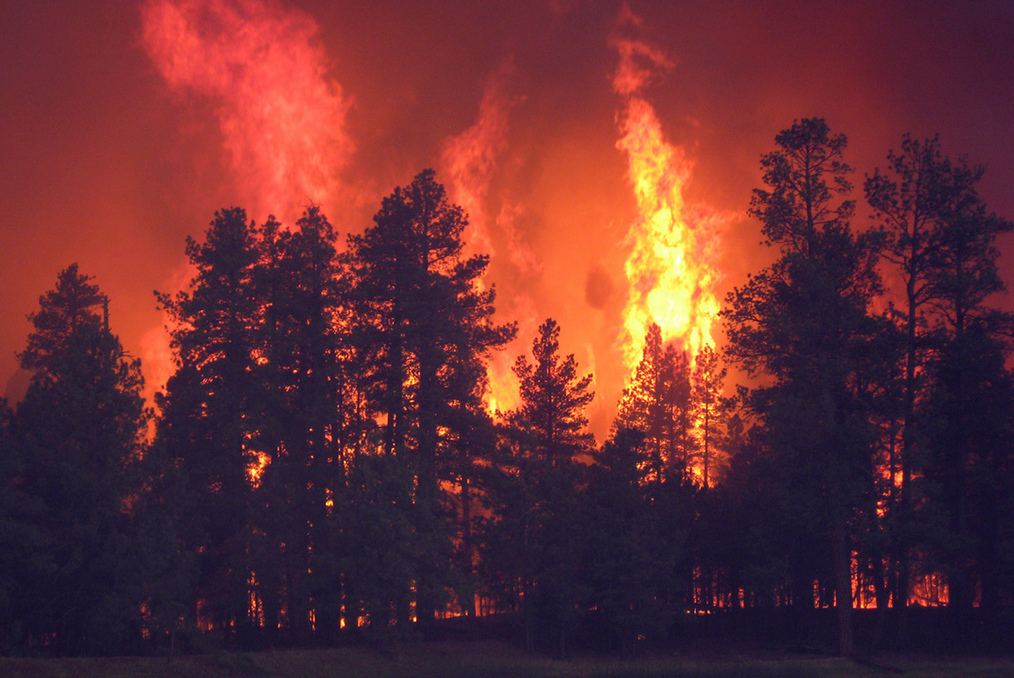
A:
2;0;1013;437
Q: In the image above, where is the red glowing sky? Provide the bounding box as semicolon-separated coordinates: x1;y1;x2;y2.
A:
2;0;1013;437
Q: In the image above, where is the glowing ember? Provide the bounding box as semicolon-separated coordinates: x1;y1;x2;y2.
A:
612;16;723;373
247;449;270;487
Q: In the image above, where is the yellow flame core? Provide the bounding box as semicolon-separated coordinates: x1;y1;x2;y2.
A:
614;36;721;374
247;450;270;487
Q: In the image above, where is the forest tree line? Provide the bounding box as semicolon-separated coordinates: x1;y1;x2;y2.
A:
1;119;1012;658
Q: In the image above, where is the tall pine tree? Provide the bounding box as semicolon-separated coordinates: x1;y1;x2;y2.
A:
251;206;349;642
346;169;514;630
693;344;727;488
489;318;594;655
156;208;264;637
723;119;884;656
14;265;149;653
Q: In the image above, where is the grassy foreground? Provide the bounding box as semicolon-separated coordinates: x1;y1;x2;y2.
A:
1;641;1013;678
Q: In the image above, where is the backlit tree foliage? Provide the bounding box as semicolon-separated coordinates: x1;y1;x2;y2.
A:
723;118;885;656
1;143;1012;659
345;169;515;629
481;318;594;656
9;265;151;653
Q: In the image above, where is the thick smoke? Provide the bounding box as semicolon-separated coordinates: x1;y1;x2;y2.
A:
2;1;1011;441
139;0;356;402
141;0;353;222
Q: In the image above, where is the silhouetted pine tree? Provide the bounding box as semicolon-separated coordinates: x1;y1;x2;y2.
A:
614;324;700;485
722;119;884;657
13;265;149;653
0;396;45;652
250;206;349;643
583;428;679;655
486;318;593;656
693;343;726;488
156;208;265;638
914;151;1014;633
865;135;957;615
614;324;672;484
345;169;514;631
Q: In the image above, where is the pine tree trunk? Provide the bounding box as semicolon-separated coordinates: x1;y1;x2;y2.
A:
461;476;476;617
831;505;854;657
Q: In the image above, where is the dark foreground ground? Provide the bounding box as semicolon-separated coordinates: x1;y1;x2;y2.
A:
2;641;1014;678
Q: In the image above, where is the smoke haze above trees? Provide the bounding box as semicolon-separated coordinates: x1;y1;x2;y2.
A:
2;0;1014;439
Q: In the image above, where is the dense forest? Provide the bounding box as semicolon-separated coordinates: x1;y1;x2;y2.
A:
1;119;1012;658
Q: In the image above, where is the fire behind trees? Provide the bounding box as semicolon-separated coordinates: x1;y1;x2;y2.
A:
1;121;1013;658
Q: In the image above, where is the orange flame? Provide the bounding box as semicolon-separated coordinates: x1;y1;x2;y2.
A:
140;0;355;408
247;450;270;487
141;0;353;222
612;23;723;372
483;294;540;416
440;62;535;416
442;60;516;262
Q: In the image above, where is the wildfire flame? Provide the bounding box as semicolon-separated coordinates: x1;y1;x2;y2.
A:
440;61;537;416
140;0;353;222
612;15;723;373
138;0;724;431
140;0;355;405
442;60;517;263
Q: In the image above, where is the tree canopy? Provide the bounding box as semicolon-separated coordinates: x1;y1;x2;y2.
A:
2;139;1012;658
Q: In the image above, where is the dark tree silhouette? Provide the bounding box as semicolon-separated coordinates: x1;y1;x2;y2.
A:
13;265;149;653
693;343;727;488
346;169;514;630
512;318;595;466
583;429;677;655
3;134;1010;658
723;119;884;657
249;205;350;642
614;324;702;485
0;396;44;653
868;135;1014;635
666;349;697;482
614;323;671;484
865;135;972;615
156;208;265;635
482;318;594;656
917;152;1013;632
